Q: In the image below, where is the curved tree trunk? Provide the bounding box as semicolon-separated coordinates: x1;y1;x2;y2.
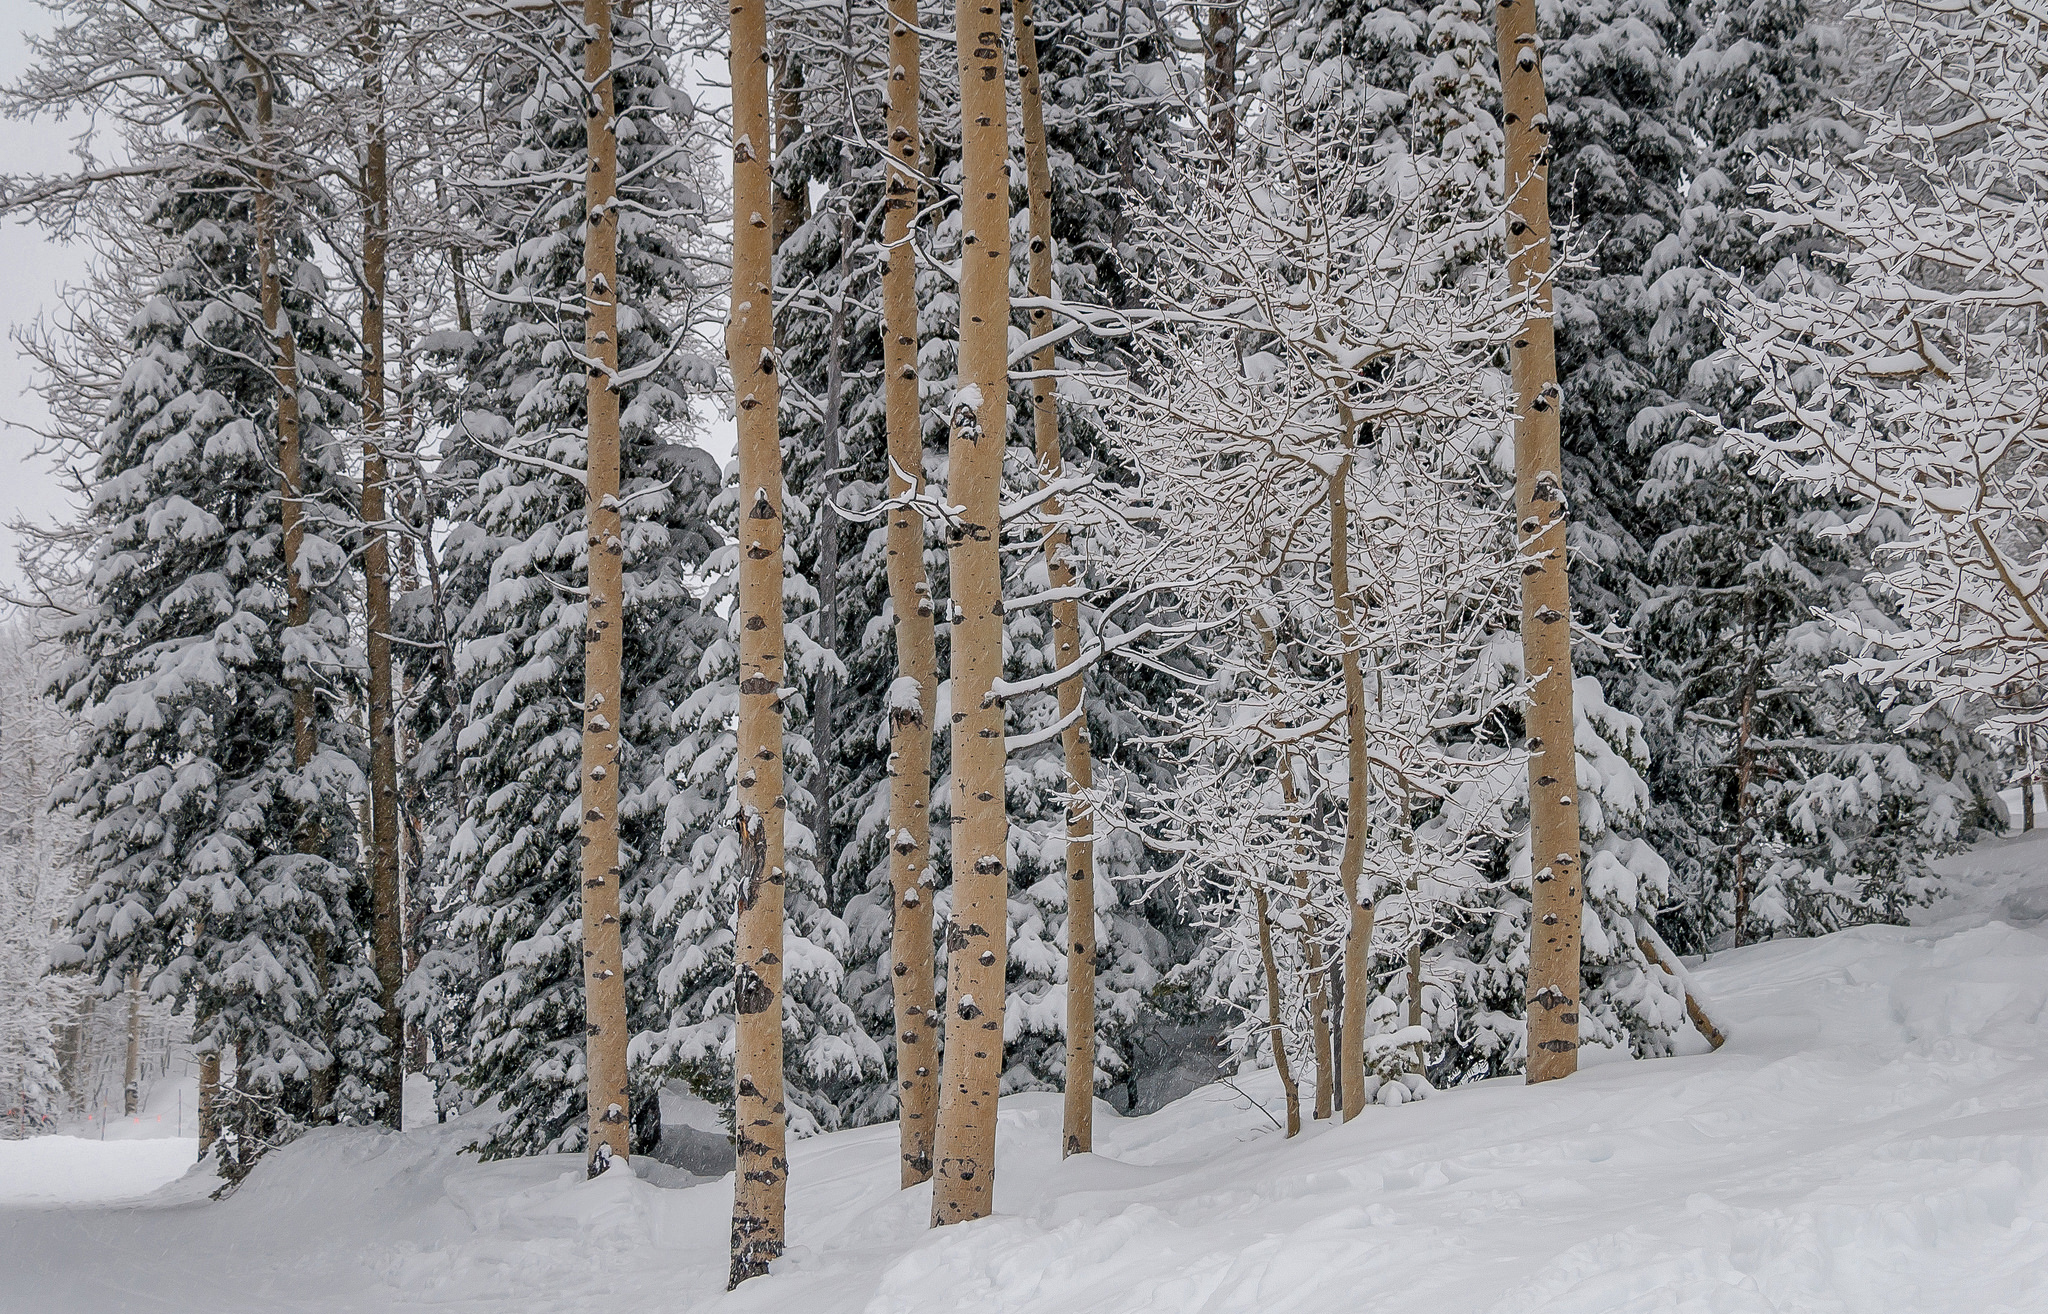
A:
728;0;790;1283
881;0;940;1191
576;0;632;1178
930;0;1012;1229
1015;0;1096;1160
1495;0;1584;1085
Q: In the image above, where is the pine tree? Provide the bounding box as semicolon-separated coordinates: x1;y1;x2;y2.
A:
48;141;371;1165
427;6;723;1158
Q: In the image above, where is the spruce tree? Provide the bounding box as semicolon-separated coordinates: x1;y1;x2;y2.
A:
50;146;371;1163
426;8;723;1158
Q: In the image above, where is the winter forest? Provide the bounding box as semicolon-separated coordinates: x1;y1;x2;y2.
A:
4;0;2048;1305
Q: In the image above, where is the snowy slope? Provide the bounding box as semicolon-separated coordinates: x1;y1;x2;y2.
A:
7;833;2048;1313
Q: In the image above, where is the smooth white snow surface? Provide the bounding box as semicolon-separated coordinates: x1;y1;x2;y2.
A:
0;1136;198;1207
7;834;2048;1313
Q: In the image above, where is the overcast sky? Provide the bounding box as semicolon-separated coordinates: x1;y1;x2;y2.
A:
0;6;744;601
0;0;93;592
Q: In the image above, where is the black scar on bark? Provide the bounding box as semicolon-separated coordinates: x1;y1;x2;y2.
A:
736;964;774;1015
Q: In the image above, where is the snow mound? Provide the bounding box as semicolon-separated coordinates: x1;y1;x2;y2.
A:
5;833;2048;1312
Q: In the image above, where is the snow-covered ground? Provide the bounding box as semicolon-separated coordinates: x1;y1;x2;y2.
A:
7;833;2048;1313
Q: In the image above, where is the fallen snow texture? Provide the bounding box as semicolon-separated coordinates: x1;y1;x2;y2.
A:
0;1136;197;1207
8;836;2048;1312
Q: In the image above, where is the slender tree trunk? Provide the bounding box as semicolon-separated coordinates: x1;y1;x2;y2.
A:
2024;723;2035;831
729;0;790;1283
881;0;939;1191
1495;0;1584;1085
811;14;857;893
122;971;141;1116
770;41;807;253
1327;455;1373;1120
1732;644;1758;947
198;1047;219;1156
1277;761;1333;1119
1251;886;1300;1137
252;65;329;1119
575;0;631;1178
358;17;405;1129
930;0;1012;1229
1634;925;1727;1049
1202;3;1238;155
1015;0;1096;1160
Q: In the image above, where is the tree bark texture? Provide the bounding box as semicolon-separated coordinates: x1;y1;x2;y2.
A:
358;22;405;1128
881;0;940;1191
1251;886;1301;1137
1732;638;1758;948
811;24;857;888
729;0;790;1282
251;64;329;1120
1327;457;1373;1121
1015;0;1096;1160
1275;758;1334;1120
123;970;141;1116
198;1048;219;1155
576;0;632;1178
1495;0;1584;1085
931;0;1012;1228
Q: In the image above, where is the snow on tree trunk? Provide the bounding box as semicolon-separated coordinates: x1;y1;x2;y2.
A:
576;0;633;1180
930;0;1012;1229
728;0;790;1282
881;0;940;1191
1493;0;1584;1085
1015;0;1097;1160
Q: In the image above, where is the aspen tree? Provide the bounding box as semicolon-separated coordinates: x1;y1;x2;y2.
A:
1494;0;1583;1084
1279;764;1333;1120
1014;0;1095;1161
930;0;1012;1228
1251;889;1301;1137
729;0;790;1283
1329;449;1374;1120
1250;616;1303;1136
358;5;405;1128
881;0;940;1190
576;0;632;1175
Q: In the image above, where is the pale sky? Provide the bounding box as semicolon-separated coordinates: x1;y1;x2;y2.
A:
0;9;740;597
0;0;94;593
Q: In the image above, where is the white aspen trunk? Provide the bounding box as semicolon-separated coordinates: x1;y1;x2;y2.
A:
881;0;940;1191
576;0;632;1178
1328;456;1373;1121
729;0;790;1283
1495;0;1584;1084
1015;0;1095;1160
930;0;1012;1228
1276;759;1333;1120
1251;887;1301;1137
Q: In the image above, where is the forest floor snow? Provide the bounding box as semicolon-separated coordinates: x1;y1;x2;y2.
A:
8;832;2048;1313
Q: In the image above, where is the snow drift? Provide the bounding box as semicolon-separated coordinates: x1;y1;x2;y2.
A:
7;834;2048;1313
